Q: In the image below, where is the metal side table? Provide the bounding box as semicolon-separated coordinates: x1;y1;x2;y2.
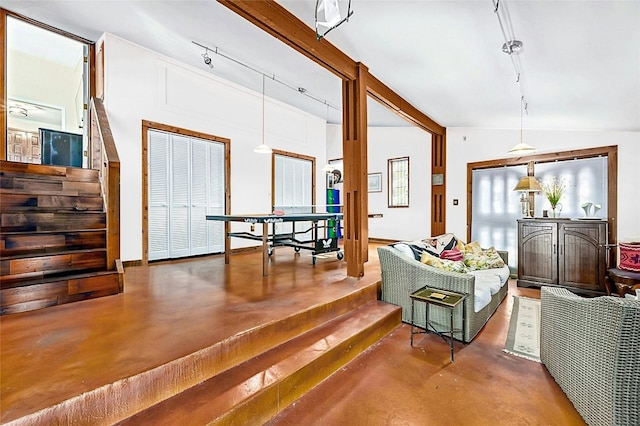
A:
410;286;467;362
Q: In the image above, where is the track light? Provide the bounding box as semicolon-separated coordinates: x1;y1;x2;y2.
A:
202;50;213;68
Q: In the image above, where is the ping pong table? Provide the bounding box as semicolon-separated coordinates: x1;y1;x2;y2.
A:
206;212;343;276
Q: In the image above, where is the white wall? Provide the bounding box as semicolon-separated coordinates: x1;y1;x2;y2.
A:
327;124;432;241
446;128;640;243
102;34;328;261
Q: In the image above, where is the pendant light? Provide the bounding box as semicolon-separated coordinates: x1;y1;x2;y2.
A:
508;96;535;155
254;74;272;154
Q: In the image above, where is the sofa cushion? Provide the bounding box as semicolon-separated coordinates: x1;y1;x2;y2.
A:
469;268;507;295
474;284;492;313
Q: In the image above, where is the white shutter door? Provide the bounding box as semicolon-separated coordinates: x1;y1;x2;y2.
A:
148;130;170;261
190;138;209;255
170;134;191;258
273;155;313;238
208;142;225;253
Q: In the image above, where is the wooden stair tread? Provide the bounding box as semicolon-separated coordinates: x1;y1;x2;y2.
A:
119;301;401;425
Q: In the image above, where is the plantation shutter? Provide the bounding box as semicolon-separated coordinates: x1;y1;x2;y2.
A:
170;134;191;258
274;154;313;237
148;129;226;260
208;142;225;252
190;139;209;255
148;130;170;261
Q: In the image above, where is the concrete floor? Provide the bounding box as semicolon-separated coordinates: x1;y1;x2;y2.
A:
268;279;586;426
1;246;585;425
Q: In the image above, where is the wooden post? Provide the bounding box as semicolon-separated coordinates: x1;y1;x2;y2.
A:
342;63;369;277
431;133;446;236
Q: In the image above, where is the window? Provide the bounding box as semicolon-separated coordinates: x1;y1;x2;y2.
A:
388;157;409;207
469;148;614;271
471;164;527;269
534;157;608;219
273;152;315;240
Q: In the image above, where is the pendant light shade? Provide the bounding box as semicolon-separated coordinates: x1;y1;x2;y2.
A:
508;142;536;155
253;144;272;154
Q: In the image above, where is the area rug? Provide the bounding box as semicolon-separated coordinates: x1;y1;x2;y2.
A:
503;296;541;362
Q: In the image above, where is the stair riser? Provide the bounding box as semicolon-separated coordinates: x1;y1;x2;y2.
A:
1;251;107;283
1;212;106;233
1;231;107;257
218;284;379;368
0;194;104;212
1;177;102;196
0;161;99;181
213;306;401;425
1;273;120;315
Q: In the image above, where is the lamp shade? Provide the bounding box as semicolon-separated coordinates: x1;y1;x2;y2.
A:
253;144;272;154
513;176;542;192
508;142;536;155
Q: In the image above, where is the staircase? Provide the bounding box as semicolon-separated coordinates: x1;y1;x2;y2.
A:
0;160;122;315
117;286;400;425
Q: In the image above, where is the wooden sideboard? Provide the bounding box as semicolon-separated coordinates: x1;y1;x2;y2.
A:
517;218;608;295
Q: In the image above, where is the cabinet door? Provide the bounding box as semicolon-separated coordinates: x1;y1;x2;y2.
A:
518;221;557;284
558;222;606;292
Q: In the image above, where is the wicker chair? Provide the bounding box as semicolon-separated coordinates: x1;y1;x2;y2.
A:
540;287;640;426
377;246;509;343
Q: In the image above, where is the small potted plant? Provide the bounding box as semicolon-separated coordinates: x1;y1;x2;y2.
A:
541;177;568;217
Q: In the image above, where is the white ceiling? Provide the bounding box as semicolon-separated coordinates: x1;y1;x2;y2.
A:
2;0;639;132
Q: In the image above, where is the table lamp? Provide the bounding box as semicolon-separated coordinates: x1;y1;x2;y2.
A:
513;176;541;218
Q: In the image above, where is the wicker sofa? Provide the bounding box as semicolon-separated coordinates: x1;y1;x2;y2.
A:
377;245;510;343
540;287;640;426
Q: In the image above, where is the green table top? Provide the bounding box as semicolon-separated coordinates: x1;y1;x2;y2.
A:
410;287;466;308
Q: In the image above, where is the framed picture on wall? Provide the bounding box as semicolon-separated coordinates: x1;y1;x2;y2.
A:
368;172;382;192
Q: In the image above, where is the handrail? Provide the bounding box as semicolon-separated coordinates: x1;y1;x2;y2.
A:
89;97;120;270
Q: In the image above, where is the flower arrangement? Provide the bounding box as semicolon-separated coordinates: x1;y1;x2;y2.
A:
541;177;568;208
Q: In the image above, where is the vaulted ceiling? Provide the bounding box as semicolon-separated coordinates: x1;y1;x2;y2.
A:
3;0;639;132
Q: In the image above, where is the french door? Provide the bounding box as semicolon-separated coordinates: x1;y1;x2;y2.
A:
147;129;225;261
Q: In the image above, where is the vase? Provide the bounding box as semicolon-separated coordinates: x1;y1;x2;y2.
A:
550;204;562;218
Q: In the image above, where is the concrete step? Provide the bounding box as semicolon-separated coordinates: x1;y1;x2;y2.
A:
118;300;401;425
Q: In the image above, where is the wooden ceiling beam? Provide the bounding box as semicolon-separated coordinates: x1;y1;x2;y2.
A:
218;0;357;81
367;73;444;136
217;0;444;136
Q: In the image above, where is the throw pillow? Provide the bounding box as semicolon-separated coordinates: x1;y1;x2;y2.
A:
465;241;483;253
421;252;467;273
441;248;463;261
464;248;506;270
391;243;415;259
420;252;444;269
422;233;458;257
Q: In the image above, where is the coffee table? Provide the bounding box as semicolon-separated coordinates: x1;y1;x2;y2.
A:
410;286;467;362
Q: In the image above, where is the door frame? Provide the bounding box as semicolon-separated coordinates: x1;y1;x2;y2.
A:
141;120;231;265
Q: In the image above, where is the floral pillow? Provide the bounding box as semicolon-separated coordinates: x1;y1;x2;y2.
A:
463;247;505;270
420;252;467;273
